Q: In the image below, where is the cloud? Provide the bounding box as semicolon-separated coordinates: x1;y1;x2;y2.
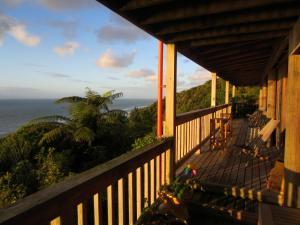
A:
188;67;211;85
48;20;78;38
127;69;155;78
2;0;22;7
38;70;93;84
96;49;135;68
37;0;97;10
39;71;70;78
1;0;99;10
97;14;149;44
0;13;40;47
53;41;80;56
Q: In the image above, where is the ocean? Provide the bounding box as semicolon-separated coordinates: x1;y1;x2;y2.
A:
0;99;155;137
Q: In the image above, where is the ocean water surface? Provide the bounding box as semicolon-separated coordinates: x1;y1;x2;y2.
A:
0;98;155;137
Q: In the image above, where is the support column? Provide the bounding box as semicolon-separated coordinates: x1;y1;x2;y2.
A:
259;87;263;110
164;43;177;183
284;54;300;208
211;73;217;107
267;70;277;119
262;79;268;113
225;81;230;104
284;16;300;207
232;85;236;98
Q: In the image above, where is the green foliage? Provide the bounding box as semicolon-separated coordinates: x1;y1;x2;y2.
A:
132;133;157;150
0;82;259;208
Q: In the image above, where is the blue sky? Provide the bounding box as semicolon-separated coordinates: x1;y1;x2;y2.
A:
0;0;211;99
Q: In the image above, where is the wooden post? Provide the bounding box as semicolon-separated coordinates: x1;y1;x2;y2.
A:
262;79;268;113
225;80;229;104
284;54;300;208
284;17;300;208
157;41;163;137
232;85;236;98
164;43;176;183
267;70;277;119
211;72;217;107
259;86;263;110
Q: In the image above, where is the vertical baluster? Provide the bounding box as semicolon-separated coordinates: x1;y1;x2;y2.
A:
161;152;165;185
136;167;142;219
150;159;156;203
177;125;180;161
93;193;102;225
156;155;161;197
77;201;88;225
143;163;149;208
166;148;172;184
107;185;115;225
180;125;183;159
128;172;137;225
118;179;125;225
175;127;179;162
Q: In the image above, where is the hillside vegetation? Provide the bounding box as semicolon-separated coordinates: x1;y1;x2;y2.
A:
0;79;258;207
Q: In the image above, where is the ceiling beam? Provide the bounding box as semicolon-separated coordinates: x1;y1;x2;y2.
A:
142;0;295;25
197;43;273;60
206;47;271;62
165;21;293;43
191;30;288;47
155;6;300;35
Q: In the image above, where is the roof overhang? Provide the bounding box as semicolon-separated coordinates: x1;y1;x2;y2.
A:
97;0;300;86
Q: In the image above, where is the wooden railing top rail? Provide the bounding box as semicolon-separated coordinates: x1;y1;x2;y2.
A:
0;138;173;225
176;104;231;125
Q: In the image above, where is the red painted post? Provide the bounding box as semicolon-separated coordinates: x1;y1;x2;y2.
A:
157;41;163;137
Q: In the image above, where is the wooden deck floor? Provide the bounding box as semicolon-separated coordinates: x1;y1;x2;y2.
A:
177;119;284;225
177;119;283;193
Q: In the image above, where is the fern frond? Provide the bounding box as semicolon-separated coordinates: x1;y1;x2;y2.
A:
73;127;95;146
39;127;69;145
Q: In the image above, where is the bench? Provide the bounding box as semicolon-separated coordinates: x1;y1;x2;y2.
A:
235;111;269;147
242;119;281;161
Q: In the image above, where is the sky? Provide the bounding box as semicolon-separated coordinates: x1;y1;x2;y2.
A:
0;0;211;99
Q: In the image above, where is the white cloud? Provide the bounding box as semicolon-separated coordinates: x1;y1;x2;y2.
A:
0;13;40;47
127;69;155;78
1;0;99;10
188;67;211;85
37;0;97;10
53;41;80;56
96;49;135;68
97;14;149;44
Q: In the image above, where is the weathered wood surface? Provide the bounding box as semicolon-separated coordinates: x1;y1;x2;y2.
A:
259;203;300;225
177;119;282;197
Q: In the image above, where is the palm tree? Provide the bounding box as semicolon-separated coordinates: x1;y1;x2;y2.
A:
27;88;125;146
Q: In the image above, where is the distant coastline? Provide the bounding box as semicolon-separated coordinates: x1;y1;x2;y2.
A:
0;98;155;137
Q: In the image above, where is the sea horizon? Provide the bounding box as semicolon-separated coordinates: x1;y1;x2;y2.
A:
0;98;155;137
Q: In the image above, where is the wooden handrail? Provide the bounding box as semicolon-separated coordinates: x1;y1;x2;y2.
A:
0;138;173;225
176;104;231;125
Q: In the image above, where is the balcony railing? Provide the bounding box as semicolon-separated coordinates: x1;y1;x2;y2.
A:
0;104;231;225
175;104;231;168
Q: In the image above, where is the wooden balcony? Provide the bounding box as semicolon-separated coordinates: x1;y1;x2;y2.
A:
1;1;300;224
0;104;234;225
